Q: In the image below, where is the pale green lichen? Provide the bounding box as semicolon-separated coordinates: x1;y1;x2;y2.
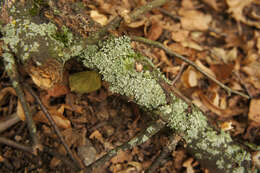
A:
80;36;167;109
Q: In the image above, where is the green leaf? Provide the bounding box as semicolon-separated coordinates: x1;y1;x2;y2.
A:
69;71;101;94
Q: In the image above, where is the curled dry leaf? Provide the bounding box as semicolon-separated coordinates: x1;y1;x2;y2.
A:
90;10;108;26
178;9;212;31
26;58;63;90
248;99;260;127
226;0;260;29
147;20;163;41
183;157;195;173
197;91;246;118
34;105;71;129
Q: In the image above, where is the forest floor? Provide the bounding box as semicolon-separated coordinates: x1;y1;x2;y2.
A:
0;0;259;172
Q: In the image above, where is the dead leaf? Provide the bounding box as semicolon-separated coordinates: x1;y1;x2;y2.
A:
210;63;234;82
198;91;246;118
90;10;108;26
248;99;260;127
89;130;105;144
47;83;69;98
127;19;146;28
226;0;260;29
183;157;195;173
202;0;221;11
179;9;212;31
111;150;131;164
17;101;26;121
34;105;71;129
171;30;189;42
147;21;163;41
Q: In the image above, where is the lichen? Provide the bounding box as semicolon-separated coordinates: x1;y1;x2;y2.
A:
80;36;167;109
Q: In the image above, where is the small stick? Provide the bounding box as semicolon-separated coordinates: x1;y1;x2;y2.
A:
0;113;21;134
0;136;34;154
24;84;82;170
84;120;166;173
145;134;181;173
171;63;188;85
131;36;250;99
2;52;41;154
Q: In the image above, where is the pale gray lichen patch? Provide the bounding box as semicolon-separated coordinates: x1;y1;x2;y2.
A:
81;36;167;109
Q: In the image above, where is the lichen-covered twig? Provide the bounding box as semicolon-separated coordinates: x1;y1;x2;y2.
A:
2;52;41;154
80;36;253;172
131;36;250;99
25;84;82;170
84;120;166;173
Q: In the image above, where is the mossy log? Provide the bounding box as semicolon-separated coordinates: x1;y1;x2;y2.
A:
0;1;255;173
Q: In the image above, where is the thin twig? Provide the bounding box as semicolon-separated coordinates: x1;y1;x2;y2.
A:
145;134;181;173
0;113;21;134
3;52;41;154
171;63;188;85
131;36;250;99
0;136;34;154
24;84;82;170
84;120;166;173
84;0;171;44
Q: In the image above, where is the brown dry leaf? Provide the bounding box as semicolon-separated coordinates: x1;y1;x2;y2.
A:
147;21;163;41
226;0;260;29
50;157;61;168
47;83;69;98
89;130;105;144
178;9;212;31
198;91;246;118
111;150;131;164
210;63;234;82
171;30;189;43
220;121;233;131
242;61;260;91
127;19;146;28
202;0;221;11
181;67;199;88
90;10;108;26
248;99;260;127
34;105;71;129
183;157;195;173
16;101;26;121
211;47;238;63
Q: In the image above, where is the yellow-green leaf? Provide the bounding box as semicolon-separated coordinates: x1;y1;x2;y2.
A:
69;71;101;94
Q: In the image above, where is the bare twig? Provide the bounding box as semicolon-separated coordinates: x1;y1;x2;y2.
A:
0;136;34;154
145;134;181;173
0;113;21;134
2;52;41;154
171;63;188;85
24;84;82;170
84;120;166;173
131;36;250;99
